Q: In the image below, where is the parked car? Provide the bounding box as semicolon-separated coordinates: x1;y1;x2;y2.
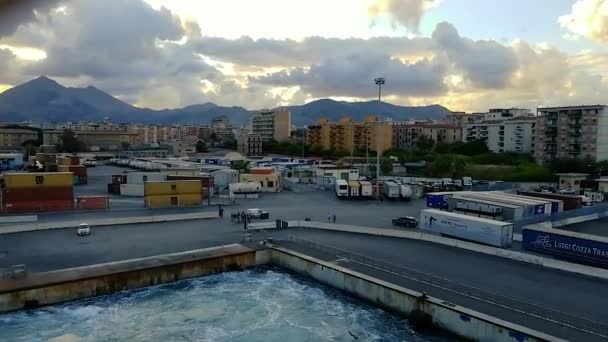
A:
247;208;269;219
391;216;418;228
77;223;91;236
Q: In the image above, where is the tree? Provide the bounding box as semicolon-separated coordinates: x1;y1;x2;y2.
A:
231;160;250;173
415;136;435;152
121;141;131;151
55;129;86;153
210;132;219;142
380;158;393;175
196;140;208;153
451;139;489;156
21;140;38;157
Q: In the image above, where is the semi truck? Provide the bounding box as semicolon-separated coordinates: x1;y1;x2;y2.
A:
335;179;349;198
399;184;412;200
419;209;513;248
382;181;400;199
426;192;455;209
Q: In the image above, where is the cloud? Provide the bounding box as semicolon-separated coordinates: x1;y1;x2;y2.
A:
559;0;608;43
432;22;518;89
251;53;447;98
0;0;61;38
368;0;439;33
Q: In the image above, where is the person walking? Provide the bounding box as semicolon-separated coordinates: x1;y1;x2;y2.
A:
327;212;331;222
332;213;336;223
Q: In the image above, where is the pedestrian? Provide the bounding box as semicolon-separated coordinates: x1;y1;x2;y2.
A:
327;212;331;222
332;213;336;223
231;212;235;222
219;207;224;218
236;212;241;223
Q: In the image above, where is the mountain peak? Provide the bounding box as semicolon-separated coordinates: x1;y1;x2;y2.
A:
23;75;64;91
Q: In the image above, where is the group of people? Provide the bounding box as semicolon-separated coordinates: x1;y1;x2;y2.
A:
231;211;252;224
327;212;337;223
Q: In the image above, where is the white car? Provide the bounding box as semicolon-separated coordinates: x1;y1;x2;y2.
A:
77;223;91;236
246;208;268;219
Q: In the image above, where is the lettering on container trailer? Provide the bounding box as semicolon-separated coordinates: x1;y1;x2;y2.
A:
523;229;608;267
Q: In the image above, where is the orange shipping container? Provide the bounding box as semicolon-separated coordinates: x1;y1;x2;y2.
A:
250;167;274;175
77;196;109;210
4;200;73;214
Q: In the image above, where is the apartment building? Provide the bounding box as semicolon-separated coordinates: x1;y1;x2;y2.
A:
210;116;234;141
252;108;291;142
306;116;392;153
449;108;532;126
43;130;137;151
392;122;461;150
463;117;536;153
534;105;608;163
237;132;263;156
0;126;39;150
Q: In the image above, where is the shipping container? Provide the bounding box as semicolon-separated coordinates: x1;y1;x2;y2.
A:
447;195;524;221
111;175;126;185
107;183;121;194
75;175;88;185
359;181;373;197
229;182;261;194
58;157;71;165
124;172;165;184
120;183;145;197
348;181;360;198
68;156;80;165
45;164;58;172
382;181;400;199
491;191;563;214
517;191;582;211
76;196;109;210
522;226;608;268
166;175;213;188
68;165;87;177
426;192;454;209
4;199;73;214
2;187;73;202
485;192;552;216
419;209;513;248
250;167;274;175
144;180;202;196
457;192;546;218
3;172;74;188
144;193;202;208
399;184;412;200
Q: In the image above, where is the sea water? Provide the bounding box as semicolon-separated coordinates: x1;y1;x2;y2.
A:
0;268;450;341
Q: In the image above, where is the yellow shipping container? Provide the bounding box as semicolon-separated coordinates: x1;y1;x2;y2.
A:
57;165;71;172
3;172;74;188
58;157;71;166
145;193;202;208
144;180;202;196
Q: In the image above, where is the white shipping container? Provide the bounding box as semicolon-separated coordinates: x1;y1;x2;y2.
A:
399;184;412;200
125;172;165;184
419;209;513;248
229;182;261;194
382;181;400;198
120;183;145;197
359;181;373;197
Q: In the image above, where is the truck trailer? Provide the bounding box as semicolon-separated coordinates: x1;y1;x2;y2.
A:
348;181;361;198
382;181;400;199
419;209;513;248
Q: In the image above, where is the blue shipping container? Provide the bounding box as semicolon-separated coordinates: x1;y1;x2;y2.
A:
550;202;559;214
534;204;545;215
426;193;452;209
522;229;608;268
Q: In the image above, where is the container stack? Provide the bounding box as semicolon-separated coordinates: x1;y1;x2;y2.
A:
76;196;110;210
2;172;74;213
120;172;165;197
58;165;88;185
166;175;214;199
35;153;58;172
144;180;202;208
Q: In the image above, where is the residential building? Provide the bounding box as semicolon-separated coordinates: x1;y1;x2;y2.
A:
463;117;536;153
168;140;195;157
392;122;461;150
43;130;137;151
252;108;292;142
240;171;282;192
449;108;532;126
306;116;392;153
210;116;234;141
237;132;262;156
534;105;608;163
0;126;38;150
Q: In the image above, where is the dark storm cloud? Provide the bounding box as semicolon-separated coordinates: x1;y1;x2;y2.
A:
0;0;60;37
252;53;447;97
432;22;519;88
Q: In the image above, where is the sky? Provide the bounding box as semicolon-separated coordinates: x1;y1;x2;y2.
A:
0;0;607;113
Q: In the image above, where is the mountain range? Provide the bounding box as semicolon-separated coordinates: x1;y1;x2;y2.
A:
0;76;452;126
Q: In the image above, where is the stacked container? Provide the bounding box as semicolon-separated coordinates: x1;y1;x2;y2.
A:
144;180;202;208
58;165;88;185
166;175;214;199
2;172;74;213
108;174;126;194
121;172;165;197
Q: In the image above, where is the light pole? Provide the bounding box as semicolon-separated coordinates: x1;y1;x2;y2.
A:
374;77;385;201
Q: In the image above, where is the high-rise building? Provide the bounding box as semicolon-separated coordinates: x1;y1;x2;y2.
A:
392;122;461;150
534;105;608;163
237;132;263;156
449;108;532;126
252;108;292;142
0;126;39;150
210;116;234;141
463;117;536;153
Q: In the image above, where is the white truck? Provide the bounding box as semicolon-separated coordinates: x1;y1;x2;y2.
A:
382;181;400;199
229;182;262;194
335;179;349;198
399;184;412;201
419;209;513;248
359;181;373;197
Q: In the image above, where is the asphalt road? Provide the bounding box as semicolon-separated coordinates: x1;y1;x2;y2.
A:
559;217;608;238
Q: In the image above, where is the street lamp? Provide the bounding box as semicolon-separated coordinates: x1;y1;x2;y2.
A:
374;77;385;201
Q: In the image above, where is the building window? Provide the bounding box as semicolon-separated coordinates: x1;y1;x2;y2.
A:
143;175;148;181
268;181;274;188
171;185;177;191
170;196;178;205
35;176;44;184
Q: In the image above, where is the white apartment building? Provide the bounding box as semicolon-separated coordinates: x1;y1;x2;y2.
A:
463;117;536;153
451;108;532;126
